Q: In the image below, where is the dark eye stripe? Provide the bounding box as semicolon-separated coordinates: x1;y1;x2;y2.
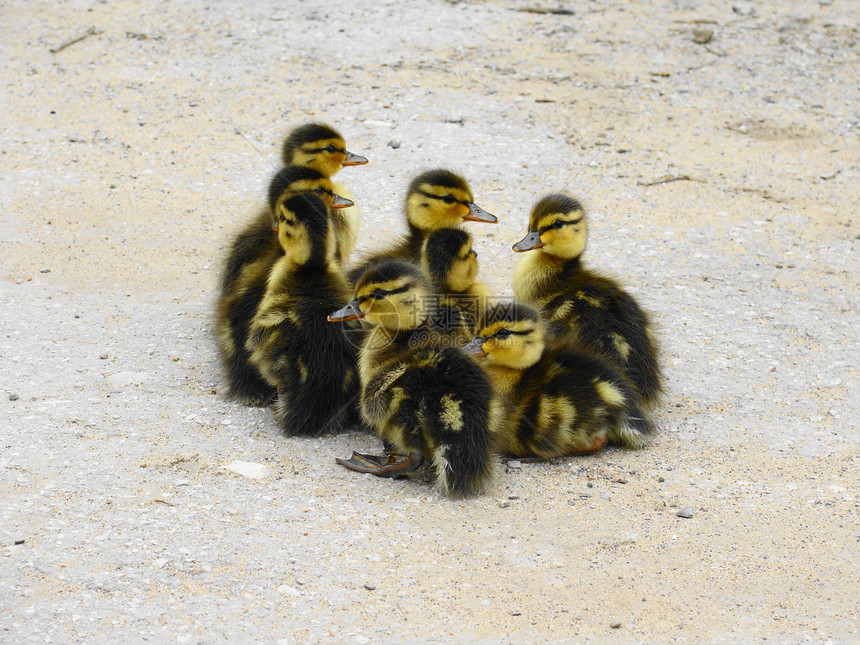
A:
495;329;532;339
306;146;345;154
417;190;463;204
538;216;582;234
359;283;411;302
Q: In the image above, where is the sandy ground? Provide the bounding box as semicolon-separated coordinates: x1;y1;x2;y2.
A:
2;0;858;642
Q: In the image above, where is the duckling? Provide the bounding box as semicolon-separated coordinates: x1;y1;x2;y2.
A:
216;166;352;405
420;227;491;344
466;301;653;459
281;122;368;263
245;193;360;435
327;260;496;498
512;194;663;407
347;169;497;283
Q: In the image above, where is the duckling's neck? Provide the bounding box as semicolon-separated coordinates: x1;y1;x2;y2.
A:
456;279;490;299
269;248;334;286
405;222;428;258
481;363;523;396
513;250;582;303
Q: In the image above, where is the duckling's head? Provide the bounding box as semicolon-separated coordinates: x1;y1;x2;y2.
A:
275;193;335;266
405;169;497;233
328;260;432;331
466;302;546;369
268;165;353;229
281;122;368;177
512;194;587;260
421;228;479;293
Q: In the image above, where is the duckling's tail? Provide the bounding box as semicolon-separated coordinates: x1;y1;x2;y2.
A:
420;387;497;499
602;379;655;449
276;368;361;436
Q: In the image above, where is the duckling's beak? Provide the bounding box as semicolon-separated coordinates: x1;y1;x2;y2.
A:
343;150;369;166
327;299;364;322
331;193;355;209
464;203;498;223
512;230;543;252
463;337;486;357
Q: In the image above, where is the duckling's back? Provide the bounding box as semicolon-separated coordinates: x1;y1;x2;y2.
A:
493;341;653;458
249;254;361;436
542;267;663;406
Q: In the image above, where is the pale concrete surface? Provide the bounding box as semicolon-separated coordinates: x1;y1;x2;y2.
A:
1;0;858;642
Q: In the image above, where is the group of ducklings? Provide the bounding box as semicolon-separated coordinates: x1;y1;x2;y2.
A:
215;122;662;498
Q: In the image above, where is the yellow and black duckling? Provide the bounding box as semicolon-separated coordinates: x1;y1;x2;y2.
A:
512;194;663;407
216;166;352;405
466;302;654;459
221;122;366;299
327;260;496;498
281;122;368;263
347;169;497;283
420;227;491;344
281;121;368;179
245;193;360;435
220;165;353;297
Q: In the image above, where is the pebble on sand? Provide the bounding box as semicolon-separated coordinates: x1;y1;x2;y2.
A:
226;461;271;480
676;507;694;518
692;27;714;44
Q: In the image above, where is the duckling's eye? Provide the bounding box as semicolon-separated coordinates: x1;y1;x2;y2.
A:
324;145;337;153
471;249;478;258
552;220;564;229
495;329;512;340
285;219;295;227
442;195;456;205
313;187;325;194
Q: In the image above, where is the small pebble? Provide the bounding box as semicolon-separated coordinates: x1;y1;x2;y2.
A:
40;268;51;273
507;460;521;469
387;140;401;149
658;476;665;483
363;583;376;591
499;500;510;508
9;394;19;401
610;621;622;629
692;27;713;44
676;507;694;518
100;353;109;360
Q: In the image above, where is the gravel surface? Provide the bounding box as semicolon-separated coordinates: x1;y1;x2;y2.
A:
2;1;858;642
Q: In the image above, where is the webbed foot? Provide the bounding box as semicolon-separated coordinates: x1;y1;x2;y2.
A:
336;451;423;478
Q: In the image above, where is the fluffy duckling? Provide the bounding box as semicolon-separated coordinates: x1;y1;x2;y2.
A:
281;121;368;177
347;169;497;283
328;260;496;498
220;165;353;295
466;302;653;459
245;193;360;435
512;194;663;407
421;228;491;343
216;166;351;405
281;122;368;263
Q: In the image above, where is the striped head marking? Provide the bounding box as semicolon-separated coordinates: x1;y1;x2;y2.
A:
513;193;586;259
